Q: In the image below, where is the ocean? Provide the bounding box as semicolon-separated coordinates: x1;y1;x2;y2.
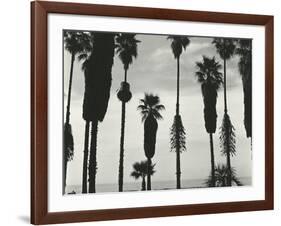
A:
66;177;251;194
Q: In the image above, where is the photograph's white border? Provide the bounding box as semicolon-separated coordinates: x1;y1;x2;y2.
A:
48;13;265;212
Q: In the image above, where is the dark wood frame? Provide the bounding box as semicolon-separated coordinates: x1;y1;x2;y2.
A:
31;1;274;224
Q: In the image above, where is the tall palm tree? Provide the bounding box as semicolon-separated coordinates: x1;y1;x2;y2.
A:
195;56;223;187
206;164;243;187
79;35;94;194
83;33;115;193
212;38;236;186
63;31;91;194
137;94;165;190
115;33;140;192
235;39;252;138
130;160;156;191
168;36;190;189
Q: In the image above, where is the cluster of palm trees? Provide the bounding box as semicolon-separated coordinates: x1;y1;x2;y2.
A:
63;30;252;194
131;160;156;191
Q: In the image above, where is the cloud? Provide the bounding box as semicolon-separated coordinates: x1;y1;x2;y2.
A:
64;33;251;186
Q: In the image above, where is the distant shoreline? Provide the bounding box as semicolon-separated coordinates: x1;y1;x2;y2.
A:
66;177;251;195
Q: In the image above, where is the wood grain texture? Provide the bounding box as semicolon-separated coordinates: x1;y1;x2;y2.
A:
30;1;274;224
31;1;48;224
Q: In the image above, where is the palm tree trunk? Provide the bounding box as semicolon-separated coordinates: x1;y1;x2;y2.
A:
82;121;90;193
63;53;75;195
118;101;126;192
226;146;232;186
63;154;67;194
141;175;146;191
223;57;228;113
118;69;128;192
176;57;180;116
147;158;152;190
176;148;181;189
124;68;128;82
209;133;216;187
66;53;75;124
223;55;232;186
176;57;181;189
89;120;98;193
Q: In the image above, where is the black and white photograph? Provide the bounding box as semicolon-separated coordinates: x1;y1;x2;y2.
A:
63;30;252;195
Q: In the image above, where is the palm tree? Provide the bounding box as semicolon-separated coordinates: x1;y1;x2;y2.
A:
131;160;156;191
212;38;236;186
206;164;243;187
168;36;190;189
235;39;252;138
195;56;223;187
137;94;165;190
115;33;140;192
82;33;115;193
63;31;91;194
79;39;93;194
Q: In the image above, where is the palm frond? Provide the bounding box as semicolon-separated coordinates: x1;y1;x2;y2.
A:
137;93;165;122
144;115;158;159
219;113;236;157
154;104;165;111
232;176;243;186
64;123;74;161
170;115;186;153
205;164;243;187
77;53;89;62
131;171;141;179
137;105;148;112
131;160;156;180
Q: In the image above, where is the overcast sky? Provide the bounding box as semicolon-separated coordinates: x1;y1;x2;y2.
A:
64;33;252;187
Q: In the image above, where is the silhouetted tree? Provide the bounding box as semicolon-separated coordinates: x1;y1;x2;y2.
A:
77;33;95;194
168;36;190;189
206;164;243;187
236;39;252;138
131;160;156;191
116;33;140;192
213;38;236;186
137;94;165;190
195;56;223;187
63;31;91;194
83;33;115;193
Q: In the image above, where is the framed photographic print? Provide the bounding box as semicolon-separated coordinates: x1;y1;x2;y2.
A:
31;1;274;225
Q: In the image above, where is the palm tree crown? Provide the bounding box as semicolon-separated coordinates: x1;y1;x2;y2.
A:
206;164;243;187
131;161;156;178
212;38;236;60
64;31;92;57
82;33;115;122
131;160;156;191
236;40;252;77
195;56;223;90
137;94;165;122
115;33;140;70
167;36;190;59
